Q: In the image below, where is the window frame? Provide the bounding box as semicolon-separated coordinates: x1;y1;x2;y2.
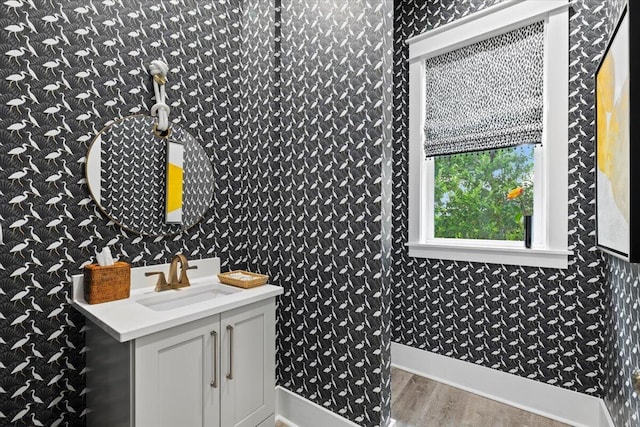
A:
406;0;572;269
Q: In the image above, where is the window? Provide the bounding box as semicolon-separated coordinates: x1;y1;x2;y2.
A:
434;145;534;241
406;1;571;268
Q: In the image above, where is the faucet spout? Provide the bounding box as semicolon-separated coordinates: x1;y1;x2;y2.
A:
149;254;198;292
168;254;197;289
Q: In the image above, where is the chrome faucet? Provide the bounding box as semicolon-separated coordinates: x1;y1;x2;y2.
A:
145;254;198;292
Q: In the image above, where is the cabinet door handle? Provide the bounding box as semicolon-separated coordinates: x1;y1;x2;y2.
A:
226;325;233;380
210;330;217;388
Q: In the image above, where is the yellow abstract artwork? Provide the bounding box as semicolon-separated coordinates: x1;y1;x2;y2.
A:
596;11;630;256
166;140;184;224
166;162;184;213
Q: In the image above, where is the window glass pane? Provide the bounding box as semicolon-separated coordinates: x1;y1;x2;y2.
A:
433;145;534;240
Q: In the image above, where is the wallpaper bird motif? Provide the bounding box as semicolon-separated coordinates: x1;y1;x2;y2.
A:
245;1;394;426
1;0;393;426
3;0;638;426
395;1;640;426
393;0;613;402
0;0;246;424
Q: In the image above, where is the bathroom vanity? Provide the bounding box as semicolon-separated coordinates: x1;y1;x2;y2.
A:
72;257;283;427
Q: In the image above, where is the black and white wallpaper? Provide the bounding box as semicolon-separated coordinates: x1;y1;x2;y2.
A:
0;0;246;424
605;257;640;427
245;0;394;426
392;0;610;397
4;0;638;425
2;0;395;425
604;257;640;427
394;1;640;425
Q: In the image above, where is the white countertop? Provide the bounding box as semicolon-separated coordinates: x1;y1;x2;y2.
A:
71;257;283;342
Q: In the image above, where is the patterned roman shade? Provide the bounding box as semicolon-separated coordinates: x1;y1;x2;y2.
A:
423;22;545;157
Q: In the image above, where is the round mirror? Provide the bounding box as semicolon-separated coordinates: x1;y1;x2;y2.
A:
86;115;214;236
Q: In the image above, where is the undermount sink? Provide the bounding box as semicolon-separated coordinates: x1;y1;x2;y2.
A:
137;285;241;312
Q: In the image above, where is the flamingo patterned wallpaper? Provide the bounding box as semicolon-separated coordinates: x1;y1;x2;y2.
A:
391;0;627;406
0;0;247;424
245;1;394;426
1;0;395;425
606;257;640;427
3;0;636;425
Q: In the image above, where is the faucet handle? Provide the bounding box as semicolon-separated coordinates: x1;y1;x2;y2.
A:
145;271;168;292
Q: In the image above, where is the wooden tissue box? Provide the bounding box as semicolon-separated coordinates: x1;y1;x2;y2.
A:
84;262;131;305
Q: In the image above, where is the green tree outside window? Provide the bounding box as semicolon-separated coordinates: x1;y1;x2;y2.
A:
433;145;534;241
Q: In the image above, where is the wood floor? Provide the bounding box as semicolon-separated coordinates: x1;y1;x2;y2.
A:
276;368;568;426
391;367;569;427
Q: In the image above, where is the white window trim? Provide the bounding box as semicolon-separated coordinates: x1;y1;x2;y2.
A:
406;0;572;269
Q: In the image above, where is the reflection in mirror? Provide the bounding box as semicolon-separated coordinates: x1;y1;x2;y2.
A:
86;115;214;236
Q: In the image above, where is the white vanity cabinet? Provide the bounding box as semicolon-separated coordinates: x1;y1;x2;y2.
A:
85;298;276;427
135;317;221;427
220;302;276;427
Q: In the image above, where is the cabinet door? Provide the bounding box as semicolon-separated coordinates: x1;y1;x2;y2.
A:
135;316;221;427
220;299;276;427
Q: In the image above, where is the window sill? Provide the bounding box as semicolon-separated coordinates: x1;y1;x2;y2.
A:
406;240;572;269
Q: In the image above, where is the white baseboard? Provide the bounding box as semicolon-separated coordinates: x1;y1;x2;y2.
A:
392;343;614;427
598;400;616;427
276;386;362;427
275;414;301;427
275;387;398;427
274;345;616;427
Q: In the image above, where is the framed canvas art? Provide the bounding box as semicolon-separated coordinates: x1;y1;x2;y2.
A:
596;6;639;262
